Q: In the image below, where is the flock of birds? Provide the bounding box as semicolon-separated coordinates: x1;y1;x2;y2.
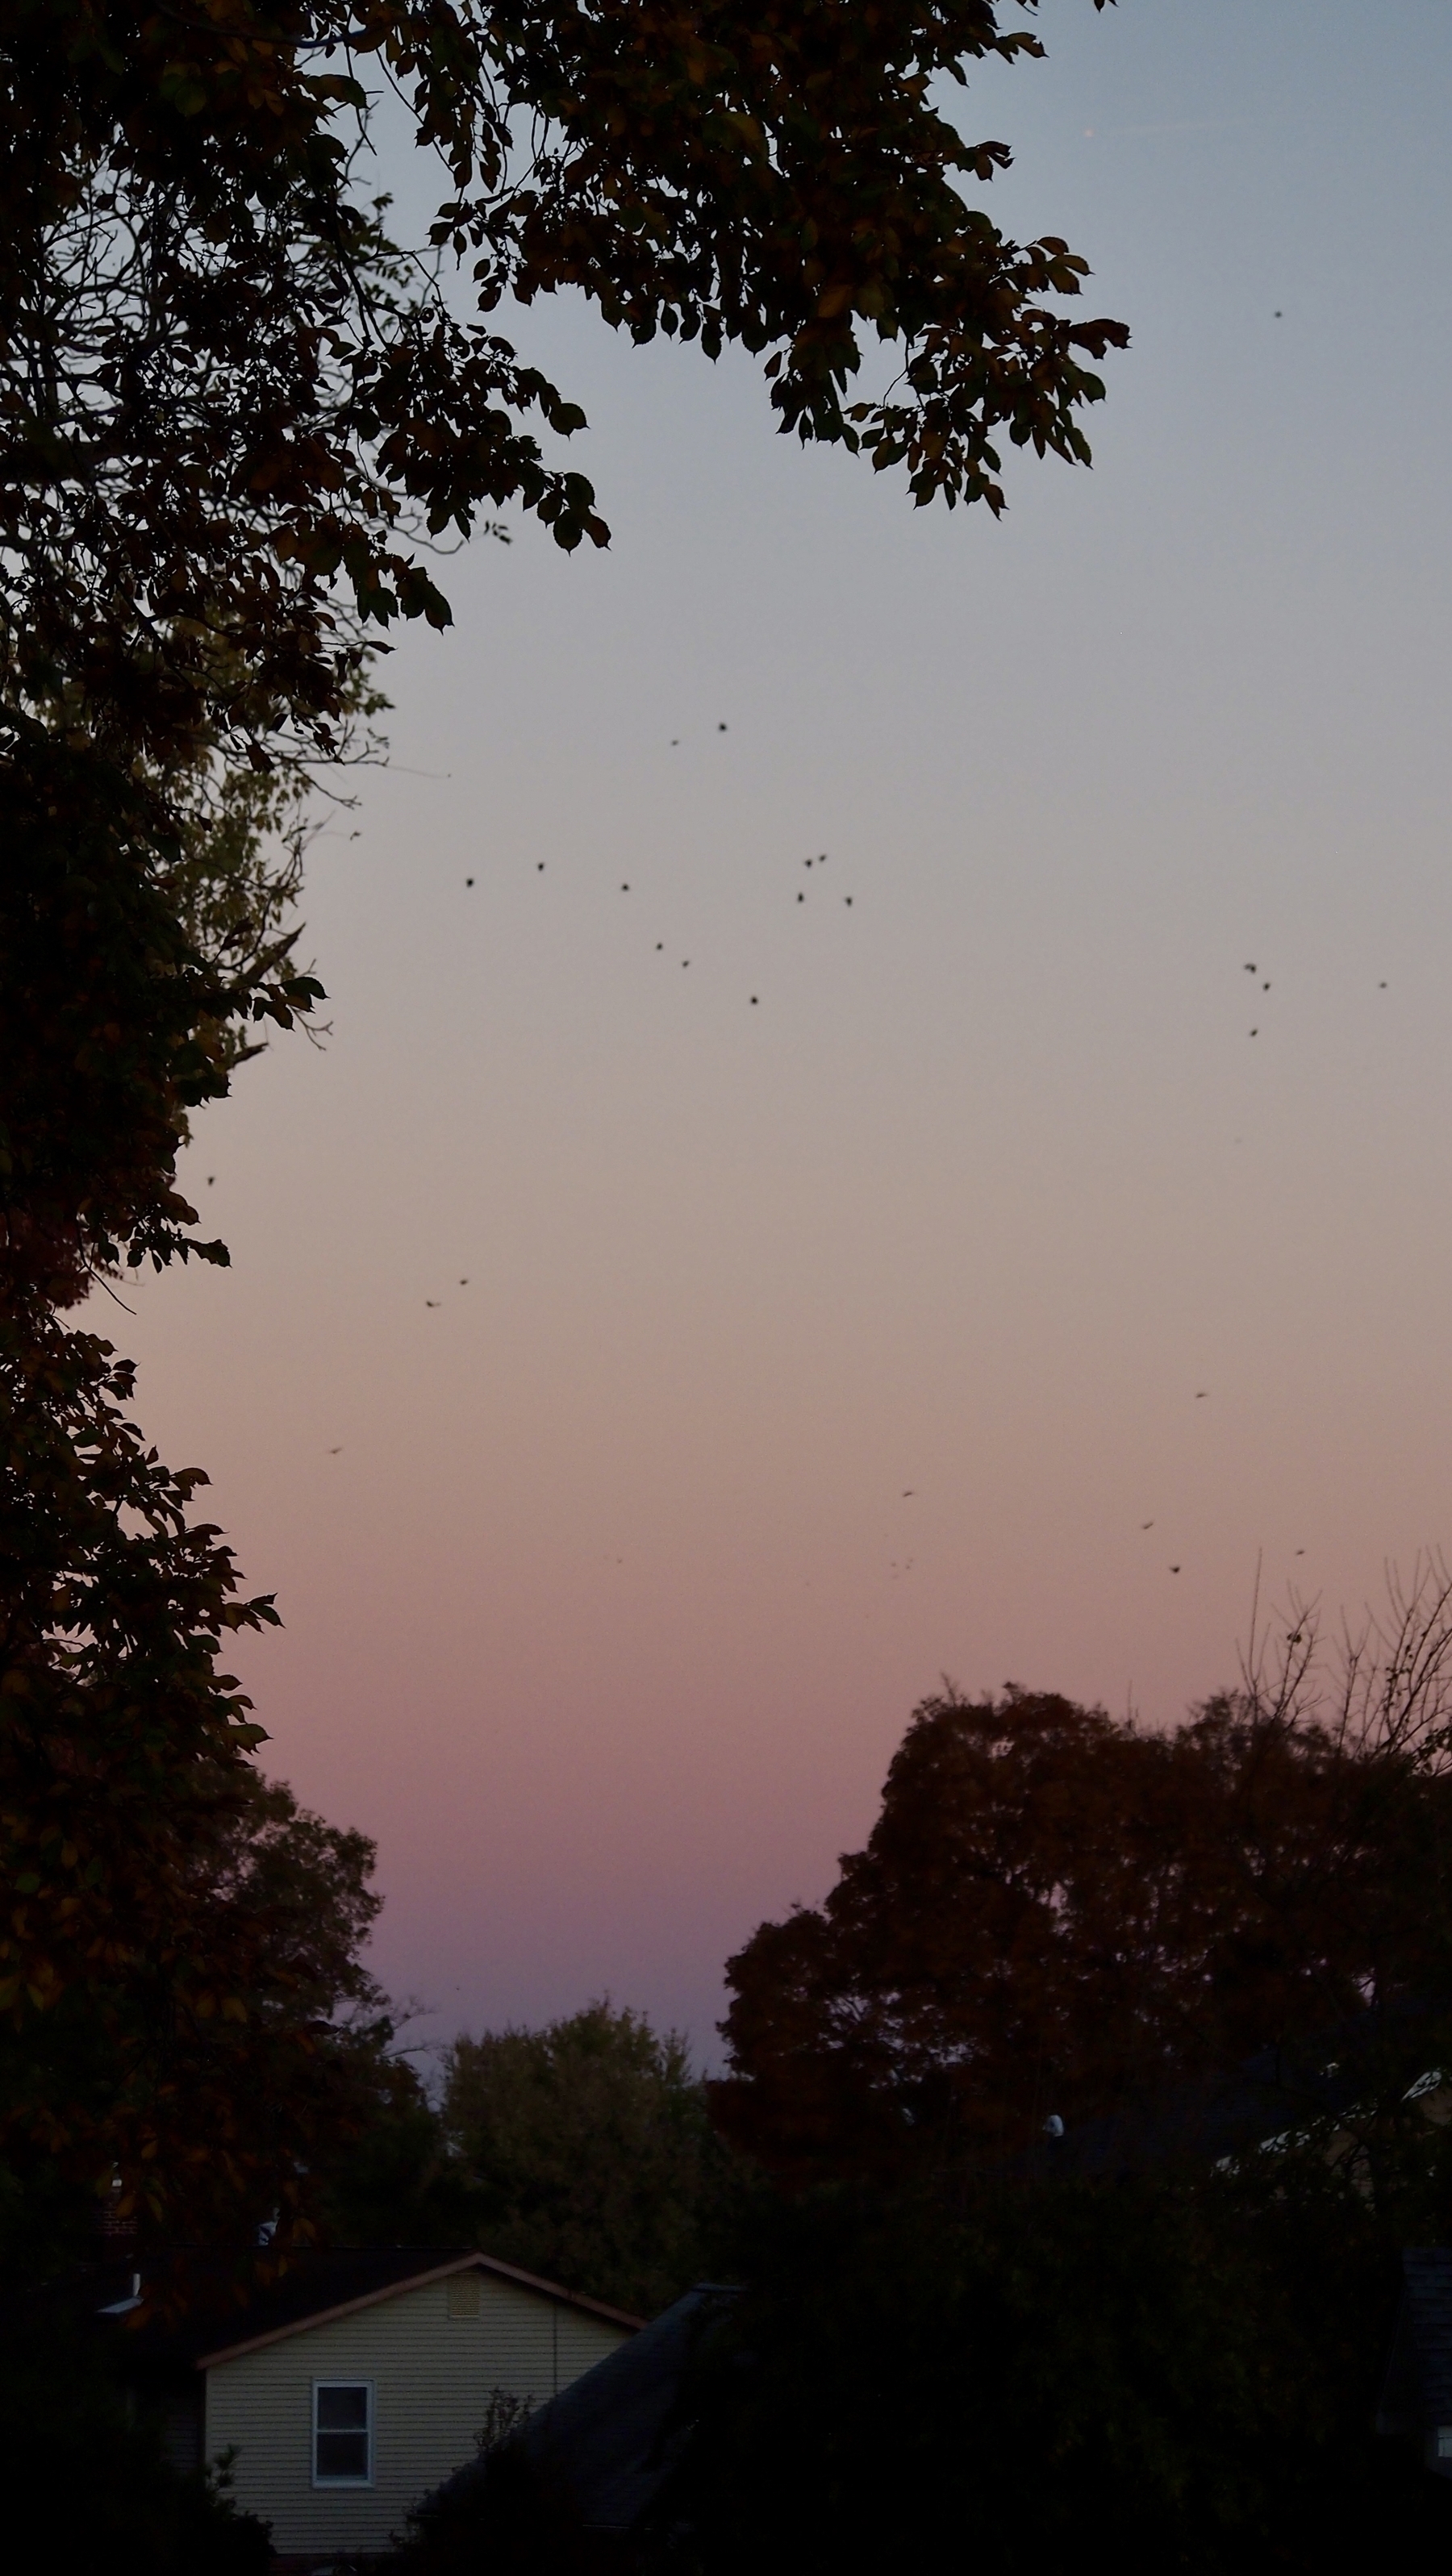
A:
306;724;1393;1592
461;722;854;1004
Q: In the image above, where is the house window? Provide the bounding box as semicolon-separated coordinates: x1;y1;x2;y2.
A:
313;2383;373;2486
1437;2427;1452;2461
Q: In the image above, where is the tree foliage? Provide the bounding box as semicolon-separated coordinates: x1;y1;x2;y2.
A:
668;2180;1452;2576
0;1642;396;2268
716;1578;1452;2189
2;0;1125;780
444;2002;732;2315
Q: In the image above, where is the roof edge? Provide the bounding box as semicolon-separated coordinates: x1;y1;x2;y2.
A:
197;2251;643;2368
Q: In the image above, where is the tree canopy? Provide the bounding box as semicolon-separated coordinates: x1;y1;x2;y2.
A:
0;1728;397;2266
3;0;1125;780
716;1586;1452;2190
443;2002;732;2315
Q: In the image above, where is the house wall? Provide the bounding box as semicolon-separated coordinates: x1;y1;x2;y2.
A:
203;2270;631;2557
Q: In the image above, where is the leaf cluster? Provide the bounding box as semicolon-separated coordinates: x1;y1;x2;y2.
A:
2;0;1124;777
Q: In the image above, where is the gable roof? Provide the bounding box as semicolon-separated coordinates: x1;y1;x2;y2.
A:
73;2248;640;2373
195;2247;642;2366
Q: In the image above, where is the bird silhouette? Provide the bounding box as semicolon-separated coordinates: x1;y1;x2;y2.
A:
1170;1565;1181;1574
459;1278;469;1286
718;722;728;732
207;1176;215;1186
465;875;474;886
328;1446;343;1455
1141;1521;1154;1530
425;1299;439;1308
1250;1027;1258;1036
902;1490;916;1498
621;882;630;892
1245;962;1257;973
797;892;805;903
1195;1390;1208;1399
537;861;545;870
845;897;853;907
750;995;758;1005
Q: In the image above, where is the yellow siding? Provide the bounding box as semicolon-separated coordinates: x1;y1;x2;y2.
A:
204;2271;631;2557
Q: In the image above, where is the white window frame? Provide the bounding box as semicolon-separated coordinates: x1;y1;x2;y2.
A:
311;2379;374;2488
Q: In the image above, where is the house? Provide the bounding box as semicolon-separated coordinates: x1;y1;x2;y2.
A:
1378;2247;1452;2478
108;2247;640;2567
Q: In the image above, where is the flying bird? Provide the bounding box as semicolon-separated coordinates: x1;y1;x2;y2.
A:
1141;1521;1154;1530
1195;1390;1208;1398
718;722;728;732
465;875;474;886
1245;963;1257;973
425;1299;439;1308
328;1446;343;1455
1170;1565;1181;1574
902;1490;916;1498
621;882;630;891
207;1175;215;1186
797;892;805;902
845;896;853;907
459;1278;469;1286
537;861;545;870
750;995;758;1005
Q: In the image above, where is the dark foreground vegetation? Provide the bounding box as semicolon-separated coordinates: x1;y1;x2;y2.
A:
396;1636;1452;2575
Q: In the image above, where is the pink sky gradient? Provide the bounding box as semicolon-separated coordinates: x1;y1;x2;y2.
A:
116;2;1452;2063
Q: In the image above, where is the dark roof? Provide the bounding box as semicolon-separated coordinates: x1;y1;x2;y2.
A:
77;2247;640;2370
524;2286;739;2532
1379;2251;1452;2441
428;2284;741;2537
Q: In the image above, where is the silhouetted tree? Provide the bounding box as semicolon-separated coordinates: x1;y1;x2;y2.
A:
716;1575;1452;2191
0;1756;403;2274
444;2003;735;2315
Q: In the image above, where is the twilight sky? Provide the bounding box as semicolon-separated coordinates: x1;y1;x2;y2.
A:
121;0;1452;2064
